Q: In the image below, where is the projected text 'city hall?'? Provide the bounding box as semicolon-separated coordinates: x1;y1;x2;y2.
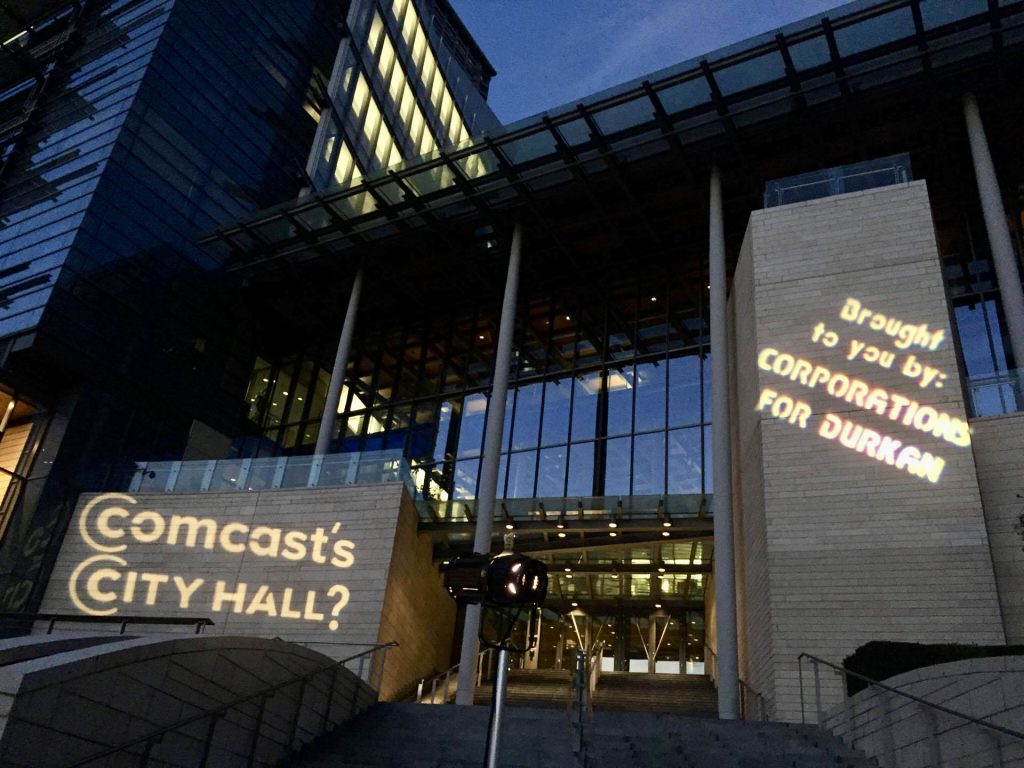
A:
68;493;356;630
755;298;969;484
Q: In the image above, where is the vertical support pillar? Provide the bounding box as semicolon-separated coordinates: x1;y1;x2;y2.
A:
314;267;365;456
648;616;658;673
963;92;1024;372
455;220;523;705
709;165;740;719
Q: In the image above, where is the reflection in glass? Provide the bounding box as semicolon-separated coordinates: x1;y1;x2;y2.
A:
632;431;665;496
536;446;567;497
512;383;542;450
605;436;630;496
667;428;702;494
566;442;594;498
606;368;633;437
541;379;571;446
634;361;666;432
457;393;486;458
571;373;599;442
506;451;537;498
669;355;702;427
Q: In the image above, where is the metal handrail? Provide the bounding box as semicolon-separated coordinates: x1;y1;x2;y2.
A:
0;612;214;635
705;645;766;720
68;640;398;767
797;652;1024;742
416;646;494;703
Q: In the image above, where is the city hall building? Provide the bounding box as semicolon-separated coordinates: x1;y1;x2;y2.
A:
0;0;1023;722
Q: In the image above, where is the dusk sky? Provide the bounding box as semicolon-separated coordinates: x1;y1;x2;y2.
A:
448;0;846;123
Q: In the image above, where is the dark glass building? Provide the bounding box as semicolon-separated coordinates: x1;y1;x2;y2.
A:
0;0;346;614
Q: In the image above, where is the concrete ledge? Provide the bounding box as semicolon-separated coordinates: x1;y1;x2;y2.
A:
822;655;1024;768
0;633;378;767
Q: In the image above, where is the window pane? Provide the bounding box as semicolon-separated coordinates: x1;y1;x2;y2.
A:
512;382;543;450
606;367;634;437
536;446;567;497
457;393;487;458
453;457;478;499
667;428;702;494
668;355;702;427
566;442;594;497
541;378;571;446
634;361;666;432
571;373;599;441
604;437;631;496
507;451;537;498
633;431;665;496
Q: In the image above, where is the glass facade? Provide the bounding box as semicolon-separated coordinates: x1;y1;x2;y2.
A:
307;0;499;191
241;271;712;504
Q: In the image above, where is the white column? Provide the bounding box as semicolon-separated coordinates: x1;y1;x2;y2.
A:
709;165;739;719
963;92;1024;372
455;220;523;705
314;267;364;456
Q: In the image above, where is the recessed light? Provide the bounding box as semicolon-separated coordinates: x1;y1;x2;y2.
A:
558;532;566;538
609;531;617;537
662;531;670;537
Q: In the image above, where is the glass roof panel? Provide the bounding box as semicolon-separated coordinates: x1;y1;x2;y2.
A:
655;78;711;114
920;0;987;28
787;35;831;71
593;97;655;135
714;51;787;95
833;7;916;56
556;118;591;146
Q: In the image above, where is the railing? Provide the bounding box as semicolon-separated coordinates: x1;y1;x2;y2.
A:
0;466;25;541
705;645;766;720
68;640;397;768
0;612;214;635
127;450;412;495
763;153;911;208
568;650;590;767
416;647;495;704
798;653;1024;768
966;368;1023;417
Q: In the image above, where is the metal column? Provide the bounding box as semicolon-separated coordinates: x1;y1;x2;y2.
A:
314;267;364;456
455;221;523;705
709;166;739;719
963;92;1024;372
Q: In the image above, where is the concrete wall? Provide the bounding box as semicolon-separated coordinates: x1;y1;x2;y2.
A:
821;656;1024;768
0;634;377;768
728;182;1005;722
38;482;452;699
376;492;455;699
971;412;1024;644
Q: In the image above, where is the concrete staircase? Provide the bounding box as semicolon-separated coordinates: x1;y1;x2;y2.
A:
473;668;572;708
593;672;718;716
285;702;879;768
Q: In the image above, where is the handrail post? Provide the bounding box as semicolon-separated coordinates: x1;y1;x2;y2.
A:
246;695;267;768
321;668;338;733
288;679;306;750
813;659;823;724
798;655;806;725
138;735;157;767
198;713;221;768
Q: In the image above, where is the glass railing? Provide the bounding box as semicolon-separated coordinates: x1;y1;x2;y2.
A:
423;493;709;525
966;368;1024;417
127;450;413;494
763;153;912;208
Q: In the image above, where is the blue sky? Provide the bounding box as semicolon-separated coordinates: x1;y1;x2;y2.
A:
448;0;846;123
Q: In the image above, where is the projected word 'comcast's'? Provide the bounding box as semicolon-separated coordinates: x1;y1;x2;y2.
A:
68;493;355;630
